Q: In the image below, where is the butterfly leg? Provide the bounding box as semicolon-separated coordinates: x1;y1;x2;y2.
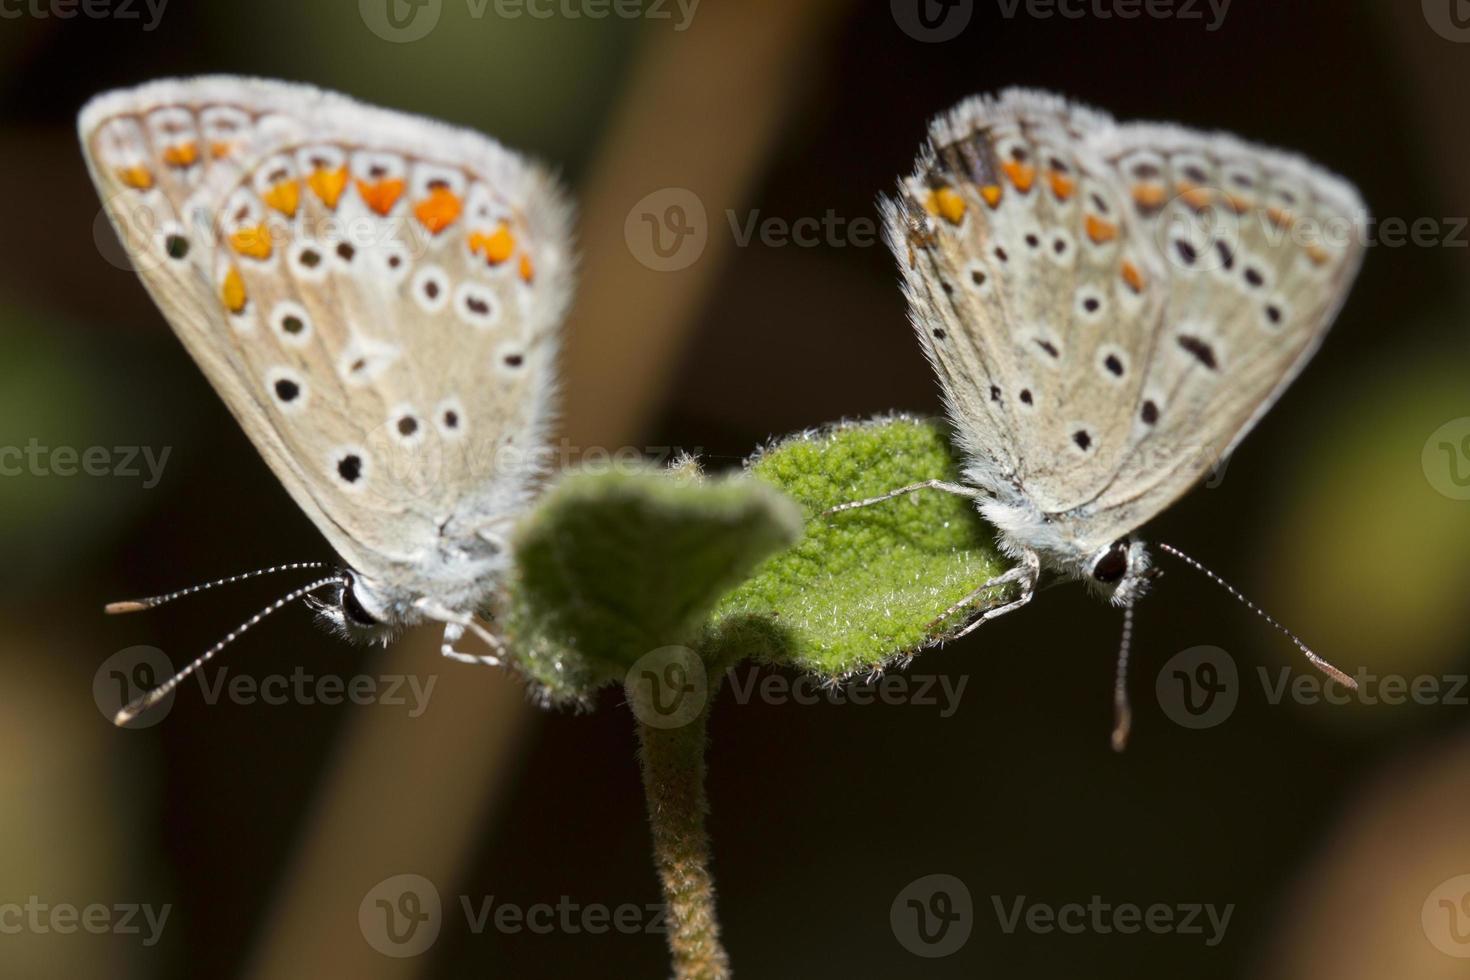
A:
822;480;981;516
418;600;505;667
930;549;1040;640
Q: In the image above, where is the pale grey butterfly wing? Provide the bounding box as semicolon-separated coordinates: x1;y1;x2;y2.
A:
79;77;573;608
885;89;1364;555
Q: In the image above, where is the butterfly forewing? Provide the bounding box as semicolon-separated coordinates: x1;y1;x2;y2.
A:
80;78;574;590
887;89;1364;551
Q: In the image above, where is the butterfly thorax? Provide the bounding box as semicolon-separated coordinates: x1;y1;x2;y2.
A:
978;494;1154;607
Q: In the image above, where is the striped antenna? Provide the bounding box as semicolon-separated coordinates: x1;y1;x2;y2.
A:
113;574;345;726
1157;543;1357;690
1111;603;1136;753
104;562;331;614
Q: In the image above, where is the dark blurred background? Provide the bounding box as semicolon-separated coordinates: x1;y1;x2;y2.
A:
2;1;1469;977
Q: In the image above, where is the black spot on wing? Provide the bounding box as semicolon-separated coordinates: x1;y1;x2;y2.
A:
1177;335;1218;370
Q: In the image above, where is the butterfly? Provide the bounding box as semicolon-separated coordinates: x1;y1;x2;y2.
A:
80;76;575;724
830;89;1367;748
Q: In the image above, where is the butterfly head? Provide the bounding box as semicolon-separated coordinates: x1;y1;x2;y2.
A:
1081;536;1156;608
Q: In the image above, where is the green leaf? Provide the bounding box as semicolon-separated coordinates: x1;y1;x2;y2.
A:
705;415;1012;680
504;466;804;703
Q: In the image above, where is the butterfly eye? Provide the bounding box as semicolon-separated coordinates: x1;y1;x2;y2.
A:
341;576;381;627
1092;540;1130;584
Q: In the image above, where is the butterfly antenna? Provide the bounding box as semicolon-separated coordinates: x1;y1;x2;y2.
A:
1156;543;1357;690
1111;603;1136;753
104;561;331;614
112;574;346;726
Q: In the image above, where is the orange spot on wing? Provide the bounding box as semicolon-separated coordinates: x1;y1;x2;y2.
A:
221;266;247;313
923;187;967;225
1176;182;1213;211
469;224;516;265
1085;214;1118;244
1047;171;1074;200
1131;183;1167;209
1001;161;1036;193
413;187;463;234
163;142;199;168
229;224;273;260
1224;193;1250;214
263;180;300;218
356;178;405;216
308;166;349;209
519;253;535;283
117;165;154;190
1120;261;1145;293
980;184;1003;208
210;141;233;159
1266;206;1295;230
1306;243;1330;265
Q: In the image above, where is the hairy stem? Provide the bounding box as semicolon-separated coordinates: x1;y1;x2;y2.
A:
637;705;730;979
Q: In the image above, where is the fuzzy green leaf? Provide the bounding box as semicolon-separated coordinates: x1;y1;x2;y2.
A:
505;467;804;703
704;416;1012;680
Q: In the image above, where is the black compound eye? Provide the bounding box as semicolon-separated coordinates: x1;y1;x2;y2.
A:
341;579;380;627
1092;539;1130;584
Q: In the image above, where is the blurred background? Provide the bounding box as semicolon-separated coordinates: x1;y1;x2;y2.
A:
1;0;1468;976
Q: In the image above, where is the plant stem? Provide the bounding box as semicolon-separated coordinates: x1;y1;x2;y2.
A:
636;704;731;979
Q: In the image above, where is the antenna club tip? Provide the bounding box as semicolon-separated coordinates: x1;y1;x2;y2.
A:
105;600;150;615
113;707;139;726
1110;728;1130;753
